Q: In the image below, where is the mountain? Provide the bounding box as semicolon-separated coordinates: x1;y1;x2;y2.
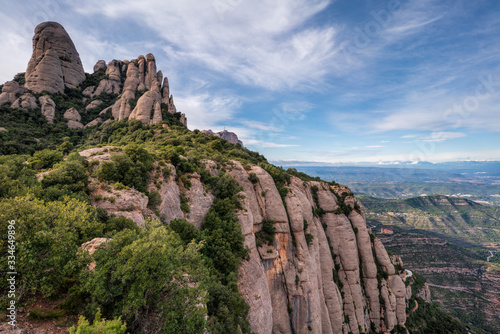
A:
0;21;470;334
358;195;500;332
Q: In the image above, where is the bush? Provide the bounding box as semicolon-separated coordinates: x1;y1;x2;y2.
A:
0;196;104;303
29;149;63;169
248;173;259;184
82;226;209;334
255;220;276;247
97;153;150;192
147;190;162;209
104;216;138;236
170;218;201;245
41;160;89;201
69;309;127;334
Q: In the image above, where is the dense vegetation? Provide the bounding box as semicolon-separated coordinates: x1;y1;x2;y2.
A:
0;90;292;332
404;273;470;333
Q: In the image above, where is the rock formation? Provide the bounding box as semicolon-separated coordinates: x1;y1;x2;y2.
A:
148;159;408;333
64;107;83;128
39;95;56;123
202;129;244;146
1;21;187;129
0;81;26;105
25;21;85;93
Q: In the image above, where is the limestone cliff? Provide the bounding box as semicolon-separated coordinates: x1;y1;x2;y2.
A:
158;160;408;333
81;146;410;334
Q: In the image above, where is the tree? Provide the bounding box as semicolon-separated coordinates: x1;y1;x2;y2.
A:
29;149;63;169
83;225;209;334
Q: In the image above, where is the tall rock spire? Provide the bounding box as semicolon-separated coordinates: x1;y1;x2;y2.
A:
25;21;85;93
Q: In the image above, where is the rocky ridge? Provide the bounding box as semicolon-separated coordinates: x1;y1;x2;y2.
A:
0;21;186;128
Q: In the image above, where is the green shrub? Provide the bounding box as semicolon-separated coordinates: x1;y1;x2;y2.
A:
255;220;276;247
248;173;259;184
147;190;162;209
170;218;201;245
69;309;127;334
97;153;150;192
28;308;65;320
82;226;209;334
104;216;138;236
40;160;89;202
29;149;63;169
0;196;104;303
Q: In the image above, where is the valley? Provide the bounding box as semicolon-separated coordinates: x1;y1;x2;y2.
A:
358;195;500;333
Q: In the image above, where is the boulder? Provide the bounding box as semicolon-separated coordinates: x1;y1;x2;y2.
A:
0;81;26;105
39;95;56;123
93;60;107;73
12;93;37;110
85;99;103;111
128;89;162;125
64;107;83;128
84;118;102;128
82;85;95;97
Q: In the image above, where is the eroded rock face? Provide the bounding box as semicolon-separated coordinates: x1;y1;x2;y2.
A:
12;93;37;110
64;107;83;128
0;81;26;105
39;95;56;123
221;163;408;333
202;129;244;146
25;22;85;93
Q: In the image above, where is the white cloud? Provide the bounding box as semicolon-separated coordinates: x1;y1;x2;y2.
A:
175;93;241;131
245;139;298;148
72;0;339;91
238;120;284;132
0;13;32;82
421;132;466;142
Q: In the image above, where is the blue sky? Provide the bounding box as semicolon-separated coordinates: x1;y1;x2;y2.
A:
1;0;500;163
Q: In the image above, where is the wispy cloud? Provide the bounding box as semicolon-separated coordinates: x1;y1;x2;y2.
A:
245;139;299;148
175;93;241;131
238;120;284;132
72;0;339;91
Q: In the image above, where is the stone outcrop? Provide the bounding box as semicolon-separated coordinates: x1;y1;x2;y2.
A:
12;93;37;110
202;129;244;146
105;53;185;126
39;95;56;123
93;60;107;73
0;81;26;105
64;107;83;128
25;21;85;93
85;99;102;111
2;22;187;130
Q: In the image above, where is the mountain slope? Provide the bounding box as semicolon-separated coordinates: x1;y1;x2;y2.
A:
0;21;471;334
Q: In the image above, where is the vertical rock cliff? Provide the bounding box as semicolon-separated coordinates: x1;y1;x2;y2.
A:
151;159;409;333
